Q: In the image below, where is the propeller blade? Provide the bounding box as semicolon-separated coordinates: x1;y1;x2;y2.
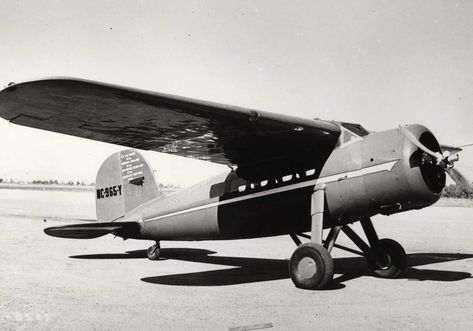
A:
447;167;473;193
399;126;443;162
458;143;473;149
440;144;463;154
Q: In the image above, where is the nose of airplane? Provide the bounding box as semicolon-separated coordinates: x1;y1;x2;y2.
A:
358;124;444;217
401;124;446;197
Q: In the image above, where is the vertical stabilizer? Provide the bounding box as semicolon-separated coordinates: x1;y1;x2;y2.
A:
95;149;162;222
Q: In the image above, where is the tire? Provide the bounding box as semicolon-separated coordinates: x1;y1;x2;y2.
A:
370;238;407;278
289;243;334;290
147;244;160;260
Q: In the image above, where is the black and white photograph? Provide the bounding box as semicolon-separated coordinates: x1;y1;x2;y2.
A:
1;1;472;330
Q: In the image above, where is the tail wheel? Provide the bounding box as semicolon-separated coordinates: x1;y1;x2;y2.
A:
289;243;334;290
369;238;407;278
147;243;160;260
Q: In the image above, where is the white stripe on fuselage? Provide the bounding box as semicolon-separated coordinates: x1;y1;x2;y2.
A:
147;160;400;222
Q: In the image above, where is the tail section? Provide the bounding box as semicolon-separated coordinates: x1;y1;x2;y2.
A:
95;149;163;222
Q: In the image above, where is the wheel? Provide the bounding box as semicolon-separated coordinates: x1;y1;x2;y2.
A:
289;243;334;290
369;238;407;278
147;243;160;260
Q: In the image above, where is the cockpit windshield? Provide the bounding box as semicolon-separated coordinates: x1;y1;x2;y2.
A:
335;122;370;148
340;122;370;137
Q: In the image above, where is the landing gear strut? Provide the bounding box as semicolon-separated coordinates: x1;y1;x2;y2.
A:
289;185;334;290
341;219;407;278
289;186;407;290
147;241;160;260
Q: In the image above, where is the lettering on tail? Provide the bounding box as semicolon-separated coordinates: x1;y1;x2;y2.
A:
96;185;122;199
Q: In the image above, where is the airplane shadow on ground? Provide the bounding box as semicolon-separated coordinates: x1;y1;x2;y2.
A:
70;249;473;290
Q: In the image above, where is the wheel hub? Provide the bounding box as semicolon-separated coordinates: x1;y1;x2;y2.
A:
376;254;392;270
298;257;317;279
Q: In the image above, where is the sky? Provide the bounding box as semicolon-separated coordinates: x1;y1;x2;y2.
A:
1;0;473;186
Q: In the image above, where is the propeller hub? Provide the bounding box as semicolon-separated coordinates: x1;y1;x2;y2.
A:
400;124;473;193
447;153;460;164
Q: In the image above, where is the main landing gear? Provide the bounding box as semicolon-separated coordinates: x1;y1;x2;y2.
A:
289;185;334;290
289;185;407;290
147;241;160;260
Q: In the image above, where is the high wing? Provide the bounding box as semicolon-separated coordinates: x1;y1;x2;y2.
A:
0;78;340;181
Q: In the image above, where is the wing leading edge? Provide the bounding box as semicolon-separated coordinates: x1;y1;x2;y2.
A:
0;78;340;180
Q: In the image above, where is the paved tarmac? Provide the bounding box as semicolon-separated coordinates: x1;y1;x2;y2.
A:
0;189;472;330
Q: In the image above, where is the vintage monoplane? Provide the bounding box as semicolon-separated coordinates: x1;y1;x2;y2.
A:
1;78;471;289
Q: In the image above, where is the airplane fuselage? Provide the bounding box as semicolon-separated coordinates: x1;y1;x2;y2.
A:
128;124;444;241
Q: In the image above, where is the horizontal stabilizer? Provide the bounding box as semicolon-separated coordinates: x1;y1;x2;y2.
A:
44;222;141;239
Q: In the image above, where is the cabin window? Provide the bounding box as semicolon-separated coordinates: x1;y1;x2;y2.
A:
282;175;292;182
209;182;225;198
230;177;247;192
306;169;315;176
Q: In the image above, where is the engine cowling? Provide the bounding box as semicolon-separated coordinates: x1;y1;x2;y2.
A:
323;124;444;223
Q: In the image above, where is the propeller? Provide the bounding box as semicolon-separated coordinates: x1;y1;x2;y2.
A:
446;167;473;192
400;125;473;193
399;126;444;163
